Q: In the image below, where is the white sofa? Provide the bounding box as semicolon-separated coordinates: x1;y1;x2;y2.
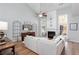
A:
24;35;65;55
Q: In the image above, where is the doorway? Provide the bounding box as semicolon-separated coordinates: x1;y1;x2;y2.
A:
58;14;68;35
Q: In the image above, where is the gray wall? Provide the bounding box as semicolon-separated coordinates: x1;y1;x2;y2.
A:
57;4;79;42
68;16;79;42
0;3;39;41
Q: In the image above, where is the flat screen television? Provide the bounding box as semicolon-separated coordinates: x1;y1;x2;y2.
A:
48;31;55;39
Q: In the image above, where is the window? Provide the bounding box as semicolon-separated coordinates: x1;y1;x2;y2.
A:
0;21;8;30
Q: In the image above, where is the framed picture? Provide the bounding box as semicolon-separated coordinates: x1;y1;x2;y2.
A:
70;23;78;31
23;24;32;30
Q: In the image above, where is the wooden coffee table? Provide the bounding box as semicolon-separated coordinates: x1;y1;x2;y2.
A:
0;42;15;55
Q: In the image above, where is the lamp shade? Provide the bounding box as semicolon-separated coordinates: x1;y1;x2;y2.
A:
0;21;8;30
24;28;28;31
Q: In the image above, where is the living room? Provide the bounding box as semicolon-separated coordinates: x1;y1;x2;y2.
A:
0;3;79;55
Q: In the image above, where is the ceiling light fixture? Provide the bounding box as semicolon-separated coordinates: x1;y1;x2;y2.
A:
38;13;43;17
38;3;47;18
38;11;43;17
38;4;43;17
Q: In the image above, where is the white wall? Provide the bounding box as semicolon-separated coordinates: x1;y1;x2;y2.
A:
56;5;72;41
68;4;79;42
57;4;79;42
68;17;79;42
0;3;39;41
46;5;72;37
47;11;58;35
56;5;72;36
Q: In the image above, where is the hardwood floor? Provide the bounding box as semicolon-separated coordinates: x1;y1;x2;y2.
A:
65;41;79;55
15;41;79;55
1;41;79;55
15;42;38;55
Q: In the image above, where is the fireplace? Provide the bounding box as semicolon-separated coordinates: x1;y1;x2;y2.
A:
48;31;55;39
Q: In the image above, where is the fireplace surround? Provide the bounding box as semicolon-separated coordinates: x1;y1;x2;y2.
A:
48;31;55;39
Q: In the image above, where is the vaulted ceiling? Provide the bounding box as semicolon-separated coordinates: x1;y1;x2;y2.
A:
27;3;79;17
27;3;71;13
